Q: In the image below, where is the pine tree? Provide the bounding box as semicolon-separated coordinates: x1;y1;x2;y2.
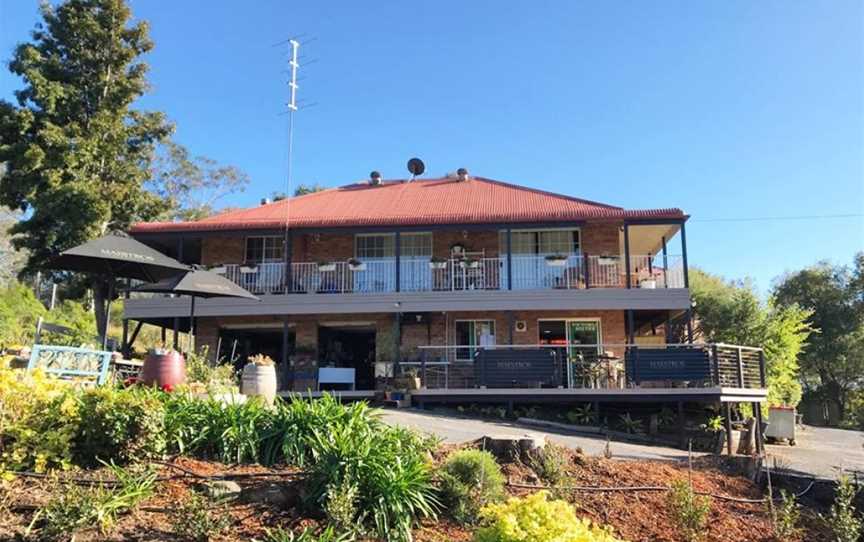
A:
0;0;172;333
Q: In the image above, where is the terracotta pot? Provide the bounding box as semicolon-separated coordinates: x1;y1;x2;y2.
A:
242;363;278;405
141;349;186;389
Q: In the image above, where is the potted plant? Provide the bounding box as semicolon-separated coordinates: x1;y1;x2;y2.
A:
460;257;480;269
597;254;618;265
545;254;568;267
347;258;366;271
317;261;336;272
241;354;277;405
209;263;227;274
428;256;448;270
239;263;258;274
395;367;422;390
640;278;657;289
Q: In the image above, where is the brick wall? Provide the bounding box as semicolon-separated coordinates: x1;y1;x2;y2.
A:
200;237;245;266
581;222;621;256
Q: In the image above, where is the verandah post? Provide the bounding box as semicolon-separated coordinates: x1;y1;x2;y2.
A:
736;347;745;388
506;227;513;290
623;222;631;289
394;231;401;292
661;235;668;288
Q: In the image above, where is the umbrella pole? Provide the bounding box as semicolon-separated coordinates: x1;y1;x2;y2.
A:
102;280;114;351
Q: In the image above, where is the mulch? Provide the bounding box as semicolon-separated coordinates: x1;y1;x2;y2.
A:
0;450;833;542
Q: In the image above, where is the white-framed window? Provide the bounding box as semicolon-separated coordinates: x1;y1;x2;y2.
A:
400;232;433;257
455;320;496;361
355;234;395;259
500;229;580;255
245;236;284;263
354;232;433;259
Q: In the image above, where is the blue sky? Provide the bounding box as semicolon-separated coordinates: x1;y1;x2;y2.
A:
1;0;862;293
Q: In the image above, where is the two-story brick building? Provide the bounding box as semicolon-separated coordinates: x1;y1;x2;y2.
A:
125;171;764;410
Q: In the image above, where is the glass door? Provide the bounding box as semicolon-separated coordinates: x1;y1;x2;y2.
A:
567;321;601;388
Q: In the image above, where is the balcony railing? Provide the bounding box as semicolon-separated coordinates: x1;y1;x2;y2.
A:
220;254;685;295
396;343;765;391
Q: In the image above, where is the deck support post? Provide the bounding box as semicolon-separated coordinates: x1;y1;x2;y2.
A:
506;228;513;290
624;223;632;288
752;402;765;455
507;311;515;344
394;232;401;292
172;318;179;350
677;401;686;449
160;325;167;348
661;236;668;288
284;230;293;292
121;319;129;356
724;402;734;456
282;319;290;389
680;221;689;288
394;312;402;367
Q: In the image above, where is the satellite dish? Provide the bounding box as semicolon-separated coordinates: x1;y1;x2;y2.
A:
407;158;425;177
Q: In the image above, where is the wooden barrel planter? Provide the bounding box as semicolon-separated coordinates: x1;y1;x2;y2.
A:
141;349;186;389
242;363;277;405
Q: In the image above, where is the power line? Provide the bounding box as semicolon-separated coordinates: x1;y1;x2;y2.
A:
691;213;863;223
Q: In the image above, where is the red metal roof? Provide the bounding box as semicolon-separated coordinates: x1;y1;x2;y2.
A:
131;176;685;233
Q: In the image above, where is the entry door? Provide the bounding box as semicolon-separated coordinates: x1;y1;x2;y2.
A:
567;321;601;388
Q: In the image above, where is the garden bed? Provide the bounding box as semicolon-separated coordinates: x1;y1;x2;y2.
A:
0;451;832;541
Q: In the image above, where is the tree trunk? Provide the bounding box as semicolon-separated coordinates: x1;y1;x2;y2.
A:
92;279;109;343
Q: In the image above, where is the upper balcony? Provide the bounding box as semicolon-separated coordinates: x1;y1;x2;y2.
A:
218;253;686;295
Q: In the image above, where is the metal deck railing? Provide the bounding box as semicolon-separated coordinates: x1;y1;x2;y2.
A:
392;343;765;391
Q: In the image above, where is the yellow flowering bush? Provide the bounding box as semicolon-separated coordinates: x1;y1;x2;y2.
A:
474;491;626;542
0;367;80;472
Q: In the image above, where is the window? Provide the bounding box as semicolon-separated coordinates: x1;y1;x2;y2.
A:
245;236;284;263
355;234;395;259
400;233;433;257
500;229;580;255
354;233;433;259
455;320;496;361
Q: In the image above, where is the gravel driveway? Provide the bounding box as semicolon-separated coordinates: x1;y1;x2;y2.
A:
380;408;864;479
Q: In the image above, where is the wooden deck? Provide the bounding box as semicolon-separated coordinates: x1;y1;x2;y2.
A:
276;387;766;404
409;386;767;405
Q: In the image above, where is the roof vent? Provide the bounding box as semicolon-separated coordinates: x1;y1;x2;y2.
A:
260;197;271;205
456;168;470;182
370;171;383;185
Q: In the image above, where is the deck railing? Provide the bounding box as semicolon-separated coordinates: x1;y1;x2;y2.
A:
218;254;685;295
399;343;765;391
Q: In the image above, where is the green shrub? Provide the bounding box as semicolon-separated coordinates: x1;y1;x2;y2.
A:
171;490;231;542
73;386;166;466
323;477;361;536
526;444;567;487
161;393;269;463
263;526;354;542
34;462;156;540
184;347;237;393
438;449;505;524
773;489;800;540
473;491;624;542
825;475;862;542
666;479;710;542
0;367;80;472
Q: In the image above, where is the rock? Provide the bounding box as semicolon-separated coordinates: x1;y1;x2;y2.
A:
201;480;242;500
240;482;300;508
479;434;546;463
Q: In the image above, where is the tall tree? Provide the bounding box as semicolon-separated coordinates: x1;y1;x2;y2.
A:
690;269;812;408
773;253;864;420
0;0;172;334
148;140;250;221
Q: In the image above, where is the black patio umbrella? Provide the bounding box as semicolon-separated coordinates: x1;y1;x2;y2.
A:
48;232;190;349
129;267;259;351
